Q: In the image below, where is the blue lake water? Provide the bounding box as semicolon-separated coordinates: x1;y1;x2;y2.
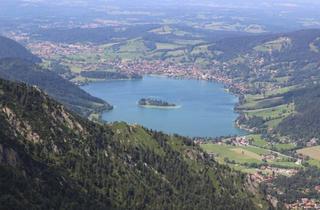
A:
82;76;245;137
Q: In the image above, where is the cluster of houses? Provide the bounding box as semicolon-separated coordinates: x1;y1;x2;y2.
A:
284;184;320;209
285;198;320;209
193;136;249;147
229;136;250;146
193;138;207;145
248;172;273;184
28;41;99;60
249;166;298;185
306;138;318;147
260;165;298;177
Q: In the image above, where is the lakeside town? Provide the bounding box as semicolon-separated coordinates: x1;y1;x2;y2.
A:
14;36;251;93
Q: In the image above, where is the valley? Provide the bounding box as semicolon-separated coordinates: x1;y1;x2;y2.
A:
9;22;320;209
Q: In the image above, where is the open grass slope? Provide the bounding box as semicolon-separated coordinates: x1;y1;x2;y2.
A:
200;143;297;170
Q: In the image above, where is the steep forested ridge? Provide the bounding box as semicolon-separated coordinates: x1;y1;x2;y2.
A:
0;36;40;62
0;78;260;209
0;58;112;117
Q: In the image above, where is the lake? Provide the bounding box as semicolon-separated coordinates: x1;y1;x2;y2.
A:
82;76;245;137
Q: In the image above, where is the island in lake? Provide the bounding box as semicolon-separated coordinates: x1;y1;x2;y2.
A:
138;98;177;108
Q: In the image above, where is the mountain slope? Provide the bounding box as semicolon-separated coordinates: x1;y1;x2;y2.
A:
0;78;262;209
276;85;320;143
0;36;40;62
0;58;112;117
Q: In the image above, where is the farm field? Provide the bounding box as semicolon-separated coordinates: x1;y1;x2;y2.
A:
297;146;320;161
248;134;270;148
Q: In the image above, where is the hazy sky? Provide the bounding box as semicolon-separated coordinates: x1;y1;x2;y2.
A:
1;0;320;32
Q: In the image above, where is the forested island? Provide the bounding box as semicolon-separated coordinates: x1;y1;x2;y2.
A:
138;98;176;108
80;71;142;80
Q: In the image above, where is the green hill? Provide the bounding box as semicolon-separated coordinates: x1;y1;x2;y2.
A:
0;78;263;209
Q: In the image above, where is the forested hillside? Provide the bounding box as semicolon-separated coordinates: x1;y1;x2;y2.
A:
0;78;263;209
0;58;112;117
277;85;320;143
0;35;40;62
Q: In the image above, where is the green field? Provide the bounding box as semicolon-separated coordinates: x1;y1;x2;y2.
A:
274;143;296;151
201;144;261;164
150;25;191;36
248;134;296;151
245;104;293;119
239;96;285;110
200;143;297;172
248;134;270;148
155;42;181;50
307;159;320;167
239;86;296;129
